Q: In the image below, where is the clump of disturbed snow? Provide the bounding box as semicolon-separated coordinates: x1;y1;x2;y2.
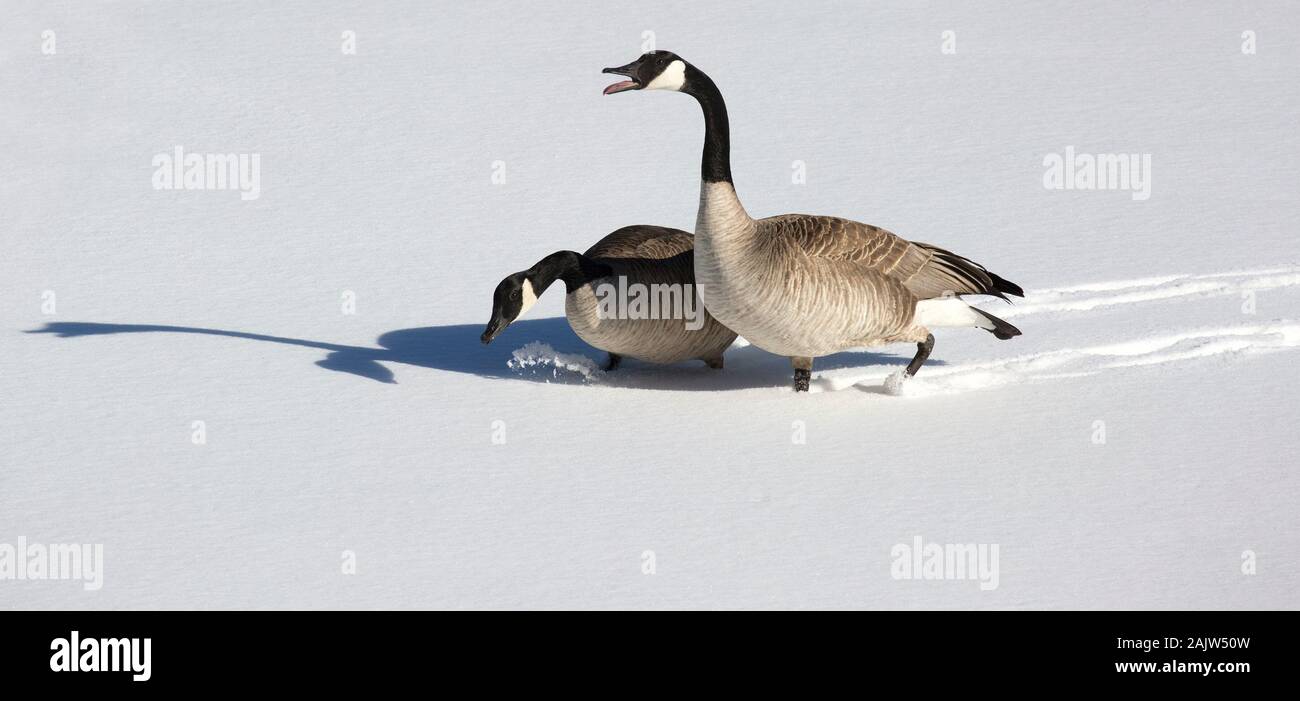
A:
882;369;911;396
507;342;603;382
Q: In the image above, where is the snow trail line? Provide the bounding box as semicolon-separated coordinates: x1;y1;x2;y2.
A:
983;266;1300;319
816;321;1300;397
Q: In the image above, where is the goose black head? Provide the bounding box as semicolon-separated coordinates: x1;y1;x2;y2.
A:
481;272;540;344
602;50;687;95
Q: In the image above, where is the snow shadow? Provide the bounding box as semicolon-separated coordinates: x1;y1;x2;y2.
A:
26;319;936;390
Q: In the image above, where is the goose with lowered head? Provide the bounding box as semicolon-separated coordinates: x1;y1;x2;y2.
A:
482;224;737;371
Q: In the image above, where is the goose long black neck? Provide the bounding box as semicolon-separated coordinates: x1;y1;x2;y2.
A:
530;251;612;294
683;65;732;184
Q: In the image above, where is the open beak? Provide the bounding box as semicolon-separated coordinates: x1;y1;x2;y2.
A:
481;317;508;345
602;61;642;95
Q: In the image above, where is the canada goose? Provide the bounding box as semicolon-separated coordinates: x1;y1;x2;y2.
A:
603;52;1024;392
481;225;737;370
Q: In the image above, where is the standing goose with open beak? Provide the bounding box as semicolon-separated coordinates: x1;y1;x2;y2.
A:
603;51;1023;392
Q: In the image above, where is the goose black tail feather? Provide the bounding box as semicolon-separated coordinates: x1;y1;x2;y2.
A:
987;270;1025;299
972;307;1022;340
918;243;1025;301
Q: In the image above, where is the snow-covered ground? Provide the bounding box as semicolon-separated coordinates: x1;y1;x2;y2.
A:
2;1;1297;609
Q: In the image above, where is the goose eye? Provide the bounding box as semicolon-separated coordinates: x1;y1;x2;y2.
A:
511;290;520;299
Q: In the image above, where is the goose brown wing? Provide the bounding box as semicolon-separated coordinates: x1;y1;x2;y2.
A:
584;225;694;261
759;215;1023;301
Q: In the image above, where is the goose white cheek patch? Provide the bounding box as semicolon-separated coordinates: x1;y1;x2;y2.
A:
518;279;539;317
645;60;686;91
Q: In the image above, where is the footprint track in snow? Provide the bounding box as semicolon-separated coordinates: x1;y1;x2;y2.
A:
822;321;1300;397
837;266;1300;396
984;266;1300;319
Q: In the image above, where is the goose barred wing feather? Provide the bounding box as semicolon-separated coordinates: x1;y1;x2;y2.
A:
761;215;1023;301
909;242;1025;300
583;225;695;261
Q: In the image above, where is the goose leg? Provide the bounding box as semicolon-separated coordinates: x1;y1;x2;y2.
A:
905;334;935;377
703;356;724;370
604;353;622;372
791;356;813;392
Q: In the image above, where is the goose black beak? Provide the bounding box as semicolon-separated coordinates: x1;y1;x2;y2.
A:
481;319;507;345
602;63;642;95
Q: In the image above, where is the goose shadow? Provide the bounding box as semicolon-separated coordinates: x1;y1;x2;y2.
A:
26;320;942;390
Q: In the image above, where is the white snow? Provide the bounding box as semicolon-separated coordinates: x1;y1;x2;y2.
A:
993;267;1300;317
880;370;911;397
507;341;603;382
2;1;1298;610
